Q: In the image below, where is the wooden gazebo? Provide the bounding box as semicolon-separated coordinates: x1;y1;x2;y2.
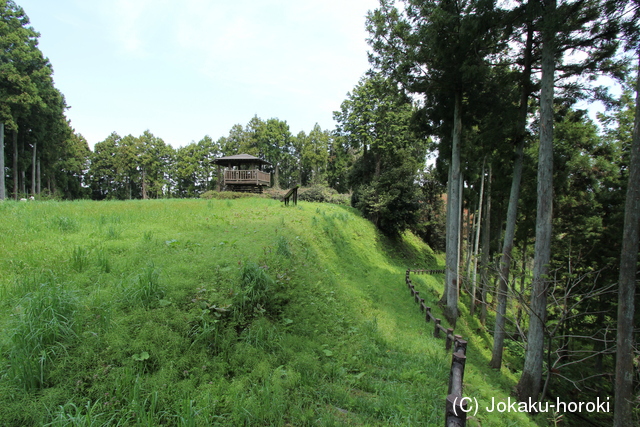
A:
213;154;271;193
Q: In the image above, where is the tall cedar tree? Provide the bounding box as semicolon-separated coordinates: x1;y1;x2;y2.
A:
516;0;623;402
367;0;505;323
610;0;640;424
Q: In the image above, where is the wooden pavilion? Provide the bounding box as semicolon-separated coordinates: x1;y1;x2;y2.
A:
213;154;271;193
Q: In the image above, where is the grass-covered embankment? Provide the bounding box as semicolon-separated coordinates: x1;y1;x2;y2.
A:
0;198;536;426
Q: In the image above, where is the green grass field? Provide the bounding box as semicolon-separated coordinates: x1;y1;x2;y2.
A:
0;198;538;426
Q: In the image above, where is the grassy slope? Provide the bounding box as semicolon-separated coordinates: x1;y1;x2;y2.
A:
0;198;537;426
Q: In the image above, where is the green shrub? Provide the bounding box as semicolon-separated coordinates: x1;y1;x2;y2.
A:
298;185;350;205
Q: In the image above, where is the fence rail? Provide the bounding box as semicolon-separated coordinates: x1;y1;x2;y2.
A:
224;169;270;186
405;269;468;427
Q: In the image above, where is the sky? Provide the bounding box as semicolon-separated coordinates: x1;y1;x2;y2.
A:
17;0;381;149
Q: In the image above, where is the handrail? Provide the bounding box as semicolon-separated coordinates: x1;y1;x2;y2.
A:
224;169;270;186
405;269;468;427
283;186;299;206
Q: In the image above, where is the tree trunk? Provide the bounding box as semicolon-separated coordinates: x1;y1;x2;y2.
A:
445;90;463;325
471;159;486;316
490;22;533;370
464;196;476;297
141;169;148;199
480;164;492;325
31;141;36;196
614;50;640;427
517;0;555;402
12;130;18;200
441;162;453;306
274;163;280;189
37;158;41;195
0;123;5;200
517;238;528;338
458;175;464;299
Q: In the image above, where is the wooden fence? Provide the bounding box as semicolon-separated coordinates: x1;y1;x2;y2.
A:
405;269;468;427
282;186;299;206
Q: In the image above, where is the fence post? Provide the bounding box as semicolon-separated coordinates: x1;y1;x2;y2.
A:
425;307;431;322
445;394;467;427
445;328;454;350
448;351;466;396
434;318;441;338
454;336;468;355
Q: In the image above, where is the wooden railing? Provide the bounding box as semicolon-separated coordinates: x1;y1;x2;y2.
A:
283;186;299;206
224;169;270;186
405;269;468;427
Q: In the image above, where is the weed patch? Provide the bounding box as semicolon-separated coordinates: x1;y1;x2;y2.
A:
5;283;77;392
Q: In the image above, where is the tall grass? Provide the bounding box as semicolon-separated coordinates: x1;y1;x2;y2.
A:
126;264;164;308
6;283;77;392
70;246;90;272
234;262;275;321
95;248;111;274
53;216;79;233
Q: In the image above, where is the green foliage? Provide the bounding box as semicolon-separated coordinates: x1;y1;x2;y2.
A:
335;75;427;236
88;131;173;200
412;166;446;252
297;184;350;205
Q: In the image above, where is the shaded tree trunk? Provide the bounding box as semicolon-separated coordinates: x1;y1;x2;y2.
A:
31;141;36;196
471;159;486;316
490;24;533;369
141;169;148;199
480;164;492;325
445;90;463;324
614;50;640;427
274;163;280;189
13;130;18;200
37;158;40;195
517;238;528;337
517;0;555;402
441;162;453;306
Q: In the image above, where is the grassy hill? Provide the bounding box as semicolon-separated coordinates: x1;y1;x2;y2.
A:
0;198;538;426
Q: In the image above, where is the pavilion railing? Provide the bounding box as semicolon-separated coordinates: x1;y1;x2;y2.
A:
224;169;270;186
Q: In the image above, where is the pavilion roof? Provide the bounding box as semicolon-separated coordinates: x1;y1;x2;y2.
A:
213;154;272;167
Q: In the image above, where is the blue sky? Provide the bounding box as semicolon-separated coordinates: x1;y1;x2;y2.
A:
18;0;380;149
